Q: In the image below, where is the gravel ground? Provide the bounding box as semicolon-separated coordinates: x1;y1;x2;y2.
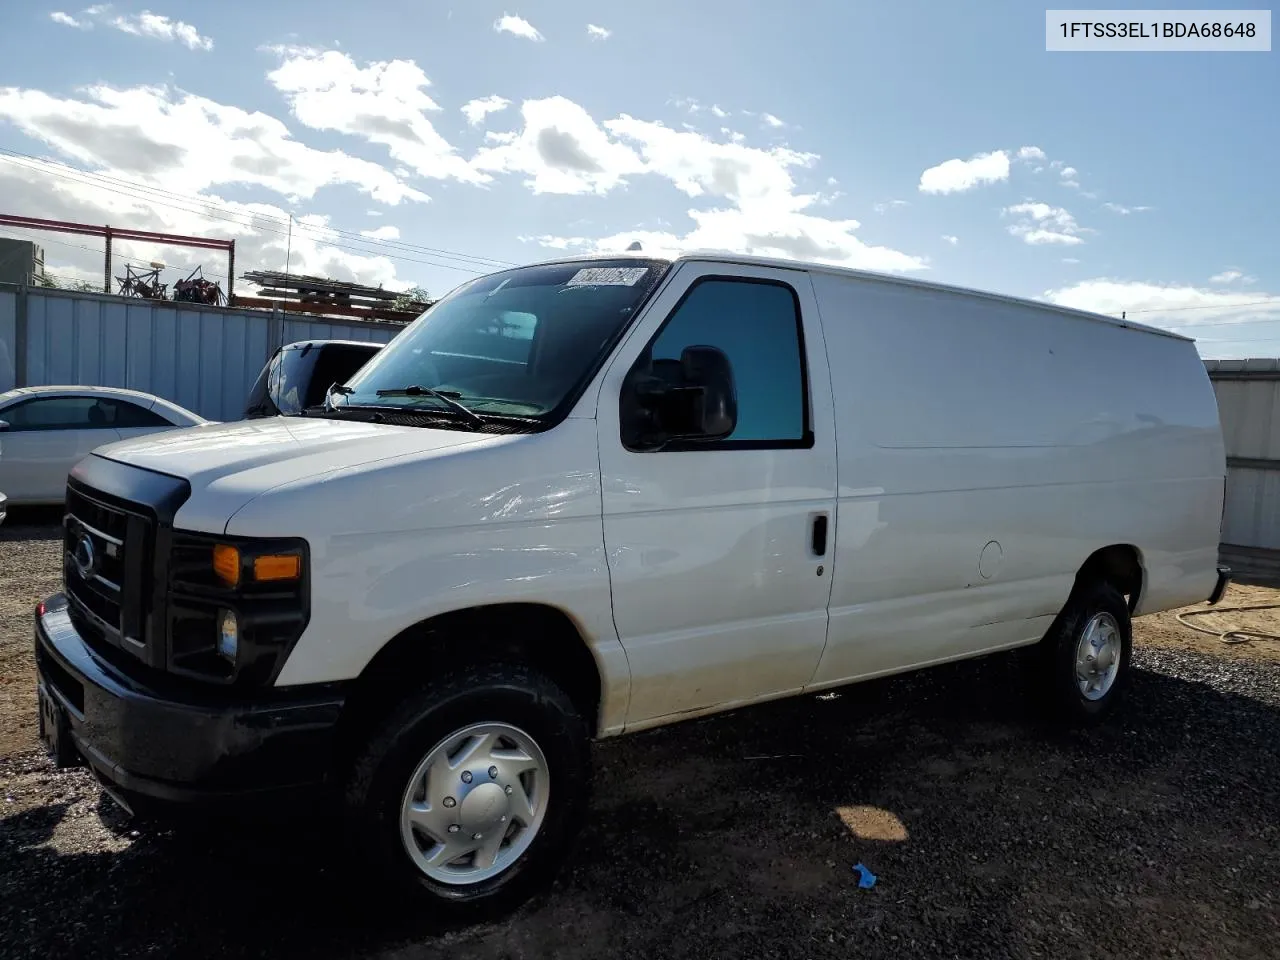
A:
3;513;1279;959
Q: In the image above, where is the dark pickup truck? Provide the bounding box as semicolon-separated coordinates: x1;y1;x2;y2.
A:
243;339;385;419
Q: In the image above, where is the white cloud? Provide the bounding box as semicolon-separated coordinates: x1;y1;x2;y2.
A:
0;157;410;292
1044;279;1280;333
524;234;588;250
586;23;611;40
1003;200;1087;245
1062;257;1080;264
941;234;959;246
494;14;544;42
710;105;728;118
0;83;428;206
919;150;1010;194
1059;166;1077;179
542;206;927;274
47;6;212;49
266;49;484;184
873;199;908;213
471;96;645;195
111;11;212;50
1016;146;1046;161
359;225;400;240
461;94;511;127
497;98;924;273
605;114;820;203
1102;201;1151;215
760;113;785;129
1210;268;1257;285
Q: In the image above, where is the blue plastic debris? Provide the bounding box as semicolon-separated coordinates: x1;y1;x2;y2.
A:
852;863;877;889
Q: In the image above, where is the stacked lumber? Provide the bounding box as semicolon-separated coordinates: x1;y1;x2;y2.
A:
233;270;429;323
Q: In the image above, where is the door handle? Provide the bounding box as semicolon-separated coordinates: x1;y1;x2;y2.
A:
811;514;829;557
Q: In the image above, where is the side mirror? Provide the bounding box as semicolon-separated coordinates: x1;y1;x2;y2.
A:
0;419;9;432
624;345;737;450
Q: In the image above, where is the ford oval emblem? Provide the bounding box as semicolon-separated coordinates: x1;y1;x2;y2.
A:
72;532;97;580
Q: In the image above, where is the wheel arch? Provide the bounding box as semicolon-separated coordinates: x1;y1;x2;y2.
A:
1074;543;1146;614
333;602;607;767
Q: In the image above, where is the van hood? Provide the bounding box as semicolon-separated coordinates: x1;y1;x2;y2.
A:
92;416;502;533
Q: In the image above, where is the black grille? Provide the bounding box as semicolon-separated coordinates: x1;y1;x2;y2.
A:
64;484;154;661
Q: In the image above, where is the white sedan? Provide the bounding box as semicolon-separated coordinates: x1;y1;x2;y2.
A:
0;385;207;505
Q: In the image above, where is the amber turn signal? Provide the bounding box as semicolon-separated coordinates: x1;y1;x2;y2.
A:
212;544;241;587
253;554;302;582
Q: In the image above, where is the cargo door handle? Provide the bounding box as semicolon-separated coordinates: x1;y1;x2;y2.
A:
811;514;829;557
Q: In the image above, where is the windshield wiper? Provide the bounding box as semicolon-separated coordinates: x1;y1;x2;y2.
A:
374;384;486;426
323;382;354;413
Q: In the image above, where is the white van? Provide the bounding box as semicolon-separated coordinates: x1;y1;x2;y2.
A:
35;253;1229;918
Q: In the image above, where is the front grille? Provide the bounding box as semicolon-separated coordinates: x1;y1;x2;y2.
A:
64;484;155;660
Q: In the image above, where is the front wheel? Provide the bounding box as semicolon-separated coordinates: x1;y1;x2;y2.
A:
344;663;591;920
1039;581;1133;723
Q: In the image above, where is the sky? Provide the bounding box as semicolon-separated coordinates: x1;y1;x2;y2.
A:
0;1;1276;357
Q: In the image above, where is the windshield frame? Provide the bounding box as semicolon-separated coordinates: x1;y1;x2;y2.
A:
336;257;673;430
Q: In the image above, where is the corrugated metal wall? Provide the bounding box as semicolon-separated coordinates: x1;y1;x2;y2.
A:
1205;359;1280;553
0;284;402;421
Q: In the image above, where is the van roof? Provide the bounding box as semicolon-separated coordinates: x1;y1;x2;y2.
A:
522;251;1192;344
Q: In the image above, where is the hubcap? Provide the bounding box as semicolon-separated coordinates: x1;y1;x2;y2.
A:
1076;612;1122;701
399;722;549;885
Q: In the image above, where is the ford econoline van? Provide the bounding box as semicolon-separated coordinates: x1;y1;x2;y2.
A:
35;253;1229;919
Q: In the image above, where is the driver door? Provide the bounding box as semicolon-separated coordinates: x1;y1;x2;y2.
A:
595;262;838;727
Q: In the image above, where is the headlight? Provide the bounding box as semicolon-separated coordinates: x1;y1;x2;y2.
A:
168;533;310;686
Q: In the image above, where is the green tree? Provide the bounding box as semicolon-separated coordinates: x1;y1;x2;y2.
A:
35;273;99;292
392;284;432;312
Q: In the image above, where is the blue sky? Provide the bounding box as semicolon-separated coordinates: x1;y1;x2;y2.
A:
0;1;1275;355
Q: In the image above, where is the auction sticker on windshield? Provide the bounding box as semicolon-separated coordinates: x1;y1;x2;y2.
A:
566;266;649;287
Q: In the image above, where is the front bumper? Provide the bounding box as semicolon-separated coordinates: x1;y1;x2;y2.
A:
34;593;345;808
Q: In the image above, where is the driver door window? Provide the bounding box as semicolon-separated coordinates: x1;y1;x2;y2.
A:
637;278;811;446
0;396;122;502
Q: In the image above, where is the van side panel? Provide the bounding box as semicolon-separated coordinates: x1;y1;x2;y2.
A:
806;272;1225;687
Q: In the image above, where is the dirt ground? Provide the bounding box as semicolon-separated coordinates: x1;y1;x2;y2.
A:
2;511;1278;959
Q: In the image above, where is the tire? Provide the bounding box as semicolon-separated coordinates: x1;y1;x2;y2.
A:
343;662;591;922
1038;580;1133;723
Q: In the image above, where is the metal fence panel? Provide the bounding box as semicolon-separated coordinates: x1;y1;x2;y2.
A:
0;285;401;421
1206;360;1280;552
0;289;15;393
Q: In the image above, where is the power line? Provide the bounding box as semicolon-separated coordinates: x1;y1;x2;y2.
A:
0;227;230;281
1127;298;1280;315
0;148;511;267
0;149;515;275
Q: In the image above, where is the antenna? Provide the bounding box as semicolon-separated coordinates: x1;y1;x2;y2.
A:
626;241;643;251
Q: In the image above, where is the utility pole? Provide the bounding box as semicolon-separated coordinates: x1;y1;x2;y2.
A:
103;225;112;293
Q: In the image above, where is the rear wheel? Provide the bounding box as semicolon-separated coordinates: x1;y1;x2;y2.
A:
1039;581;1133;722
344;663;590;921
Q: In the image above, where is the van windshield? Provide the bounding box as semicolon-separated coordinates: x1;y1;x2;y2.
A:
338;259;669;421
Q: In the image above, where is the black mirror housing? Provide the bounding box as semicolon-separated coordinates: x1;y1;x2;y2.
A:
678;345;737;440
623;344;737;449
